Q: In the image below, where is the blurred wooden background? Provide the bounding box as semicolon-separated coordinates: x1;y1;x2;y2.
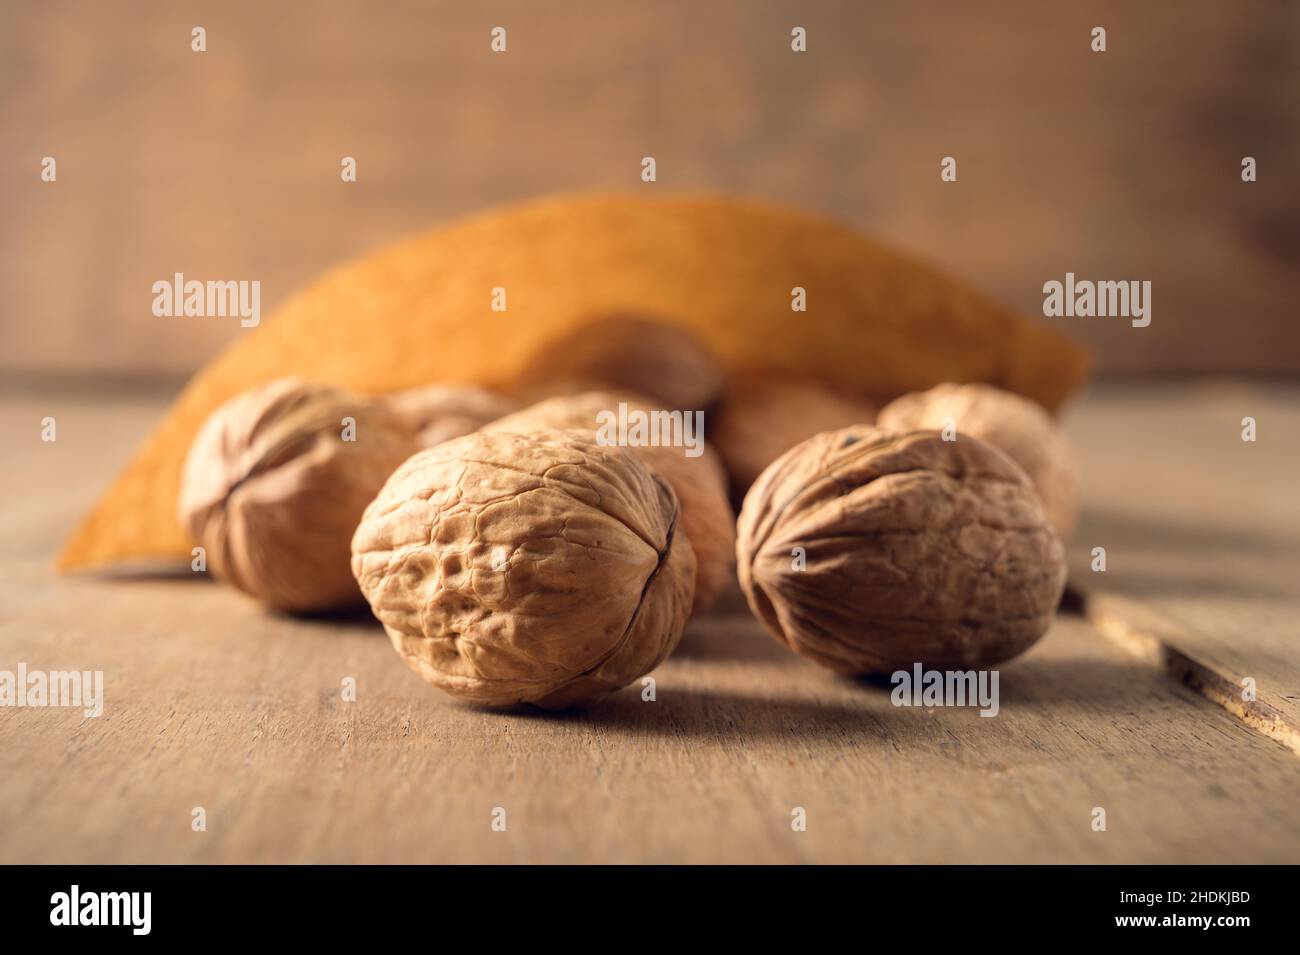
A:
2;0;1297;381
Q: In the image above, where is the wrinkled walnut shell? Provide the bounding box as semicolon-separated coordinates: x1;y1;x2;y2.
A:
711;376;878;500
736;426;1066;673
351;429;696;709
512;313;725;412
385;384;518;449
486;390;735;615
877;383;1079;538
178;377;419;612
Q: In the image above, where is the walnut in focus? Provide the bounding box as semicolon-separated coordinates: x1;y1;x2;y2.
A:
736;426;1066;674
385;384;518;449
710;377;878;499
350;429;695;709
877;383;1079;538
178;377;419;612
486;390;735;614
512;313;725;412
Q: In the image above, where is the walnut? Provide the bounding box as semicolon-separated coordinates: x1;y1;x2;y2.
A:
385;384;518;449
710;376;878;499
877;383;1079;538
486;390;735;614
736;426;1066;674
178;377;419;612
511;313;725;412
350;429;695;709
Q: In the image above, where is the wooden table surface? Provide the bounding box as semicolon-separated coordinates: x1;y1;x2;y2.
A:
1;380;1297;864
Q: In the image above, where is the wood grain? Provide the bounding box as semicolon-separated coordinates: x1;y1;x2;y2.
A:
1063;382;1300;752
1;383;1297;863
2;1;1298;379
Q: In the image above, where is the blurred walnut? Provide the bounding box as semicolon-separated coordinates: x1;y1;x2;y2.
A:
351;429;695;709
178;377;419;612
512;313;725;412
736;426;1066;674
877;383;1078;538
385;384;518;449
487;390;735;614
710;377;878;499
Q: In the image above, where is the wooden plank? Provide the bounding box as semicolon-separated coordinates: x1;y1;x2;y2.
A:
1063;381;1300;752
1;568;1297;864
1;385;1297;863
2;3;1299;380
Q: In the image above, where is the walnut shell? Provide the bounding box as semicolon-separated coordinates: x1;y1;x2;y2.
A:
711;376;878;499
736;426;1067;674
350;429;696;709
385;384;518;449
486;390;735;615
877;383;1079;538
512;313;725;412
178;377;419;612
